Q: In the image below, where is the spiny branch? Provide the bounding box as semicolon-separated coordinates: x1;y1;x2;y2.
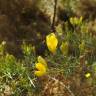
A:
51;0;58;32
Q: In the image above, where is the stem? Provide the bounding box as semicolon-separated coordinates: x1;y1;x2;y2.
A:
51;0;57;32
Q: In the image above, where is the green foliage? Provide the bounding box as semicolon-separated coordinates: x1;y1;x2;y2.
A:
0;0;96;95
46;16;96;80
0;42;37;95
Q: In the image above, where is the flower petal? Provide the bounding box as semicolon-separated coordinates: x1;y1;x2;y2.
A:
37;56;47;67
46;33;58;53
34;63;46;77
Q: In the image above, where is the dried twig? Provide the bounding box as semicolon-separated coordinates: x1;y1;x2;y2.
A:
51;0;58;32
48;75;75;96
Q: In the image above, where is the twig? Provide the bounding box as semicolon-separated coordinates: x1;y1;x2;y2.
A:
27;75;36;88
51;0;58;32
48;75;75;96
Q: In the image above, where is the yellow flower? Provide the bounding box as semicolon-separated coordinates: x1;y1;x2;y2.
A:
60;41;69;56
34;63;46;77
85;73;91;78
70;16;83;25
79;41;85;53
56;24;63;36
46;33;58;53
37;56;47;67
34;56;47;77
79;16;83;24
